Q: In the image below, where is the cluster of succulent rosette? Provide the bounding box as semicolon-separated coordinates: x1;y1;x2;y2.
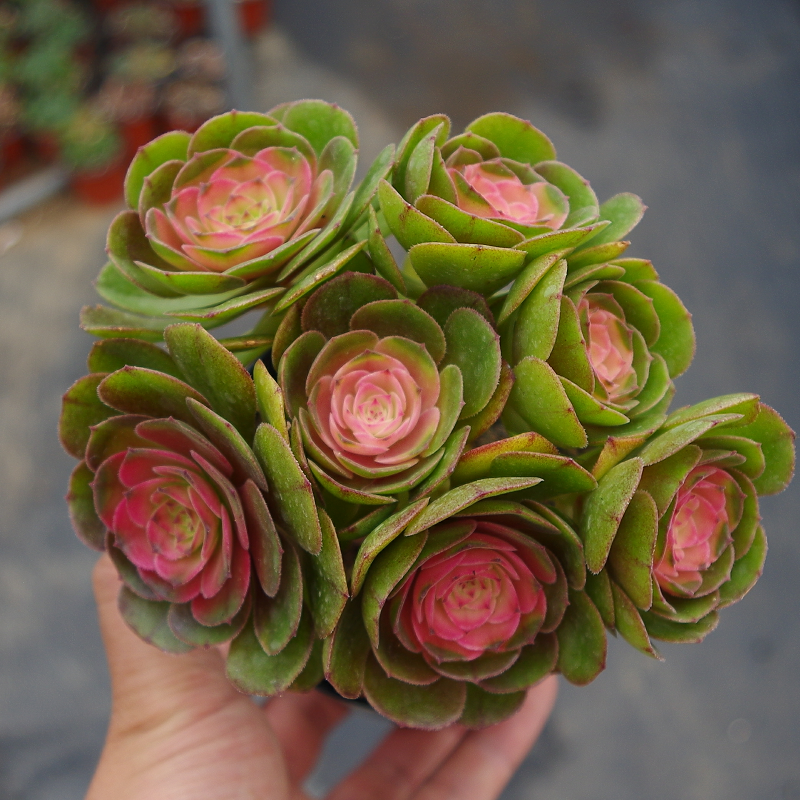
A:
61;101;795;729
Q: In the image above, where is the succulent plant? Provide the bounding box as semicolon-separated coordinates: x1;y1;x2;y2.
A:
58;106;123;172
81;102;394;360
21;89;78;135
108;41;177;84
104;2;179;43
578;394;794;657
96;77;157;123
17;0;90;50
368;112;642;300
175;38;227;82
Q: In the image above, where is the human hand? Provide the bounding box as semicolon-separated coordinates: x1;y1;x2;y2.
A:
87;554;558;800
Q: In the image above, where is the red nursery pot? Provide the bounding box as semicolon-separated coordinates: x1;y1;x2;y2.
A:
1;131;25;169
32;133;60;164
238;0;270;35
122;116;159;158
173;2;206;38
92;0;124;10
70;157;127;205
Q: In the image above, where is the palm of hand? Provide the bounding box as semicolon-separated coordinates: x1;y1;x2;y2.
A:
87;556;557;800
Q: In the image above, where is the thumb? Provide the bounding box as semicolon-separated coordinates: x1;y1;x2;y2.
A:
92;554;240;736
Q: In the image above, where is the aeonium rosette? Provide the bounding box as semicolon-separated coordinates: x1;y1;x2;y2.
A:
276;272;513;510
82;100;395;349
500;253;696;450
579;394;795;658
322;478;608;729
369;111;644;300
60;324;342;681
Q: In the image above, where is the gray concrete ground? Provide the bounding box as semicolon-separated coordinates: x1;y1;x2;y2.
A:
0;1;798;797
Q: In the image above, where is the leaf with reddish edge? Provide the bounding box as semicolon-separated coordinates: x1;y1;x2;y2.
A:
60;374;119;459
278;330;326;417
254;544;303;655
610;580;662;660
90;451;126;529
512;258;567;364
253;361;288;441
641;608;720;644
80;304;174;343
416;194;524;248
186;400;266;490
323;599;372;699
607;490;658;610
718;525;767;610
443;307;501;419
665;393;760;430
591;430;657;481
165;287;284;325
164;323;256;440
650;591;719;624
404;478;542;536
497;251;563;328
452;433;558;486
413;426;471;499
367;206;406;294
728;470;759;559
241;480;282;598
584;571;615;629
98;367;208;426
479;634;558;694
125;130;190;210
188;110;277;156
138;159;182;221
118;587;194;654
436;650;520;683
404;122;442;203
362;532;428;648
67;462;105;551
465;362;514;443
421;364;464;458
700;435;765;481
730;403;796;496
351;499;430;596
514;222;608;261
556;588;607;685
581;457;644;574
304;510;348;639
253;423;323;555
417;285;495;330
567;240;630;271
363;655;466;730
345;142;395;231
302;272;397;338
191;543;250;626
289;640;325;692
458;685;527;729
489;452;597;499
224;229;321;281
168;594;251;647
308;462;397;506
636;415;743;467
338;505;397;542
227;610;314;695
87;339;182;378
378;179;455;251
373;617;439;686
231;123;316;163
85;415;150;472
107;535;159;600
637;445;702;517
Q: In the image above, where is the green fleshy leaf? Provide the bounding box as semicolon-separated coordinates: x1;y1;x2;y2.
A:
423;364;464;456
224;230;321;281
409;241;525;296
269;99;358;156
579;192;645;249
135;265;246;297
272;304;303;369
346;143;396;231
416;194;524;247
666;395;760;430
362;532;429;647
524;503;586;591
465;362;515;442
535;161;599;227
363;656;466;730
581;457;644;573
81;304;173;342
590;431;652;481
138;159;182;220
253;361;289;441
728;470;760;558
638;445;702;516
274;241;367;314
599;280;660;345
584;571;615;628
452;433;557;485
566;240;630;270
404;477;542;536
278;330;326;417
118;587;194;654
607;489;658;611
97;366;207;425
167;597;250;647
631;353;672;416
514;222;608;260
555;588;607;685
435;650;519;683
404;122;442;203
563;263;626;291
320;135;358;210
367;205;406;293
164;323;256;440
650;591;720;624
351;499;430;596
635;280;695;377
728;403;795;495
164;287;284;326
66;461;105;550
508;357;588;448
253;423;323;554
417;285;495;329
125;130;190;210
373;622;439;686
230;122;315;162
351;299;446;363
304;510;348;639
641;608;719;644
610;581;662;659
84;414;149;472
636;415;743;467
338;505;397;542
301;271;397;339
323;599;372;699
488;452;596;499
560;378;630;427
188;111;277;154
547;296;593;391
414;426;471;498
254;544;303;654
227;610;314;695
87;338;180;378
378;179;455;250
107;536;158;600
241;480;282;598
718;525;767;609
394;114;451;192
479;634;558;694
59;374;118;459
498;251;563;327
466;112;556;164
307;462;398;505
512;258;567;364
443;308;501;418
458;685;527;729
289;639;325;692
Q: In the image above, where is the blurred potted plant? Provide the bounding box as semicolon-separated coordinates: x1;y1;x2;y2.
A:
168;0;205;39
104;2;179;45
20;90;79;162
175;37;226;82
160;77;225;132
0;85;23;186
96;77;158;158
59;105;126;204
16;0;91;58
107;40;177;84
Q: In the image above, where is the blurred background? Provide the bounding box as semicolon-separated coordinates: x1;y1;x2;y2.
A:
0;0;798;797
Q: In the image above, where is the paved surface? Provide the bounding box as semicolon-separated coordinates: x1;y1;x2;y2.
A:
0;1;798;797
